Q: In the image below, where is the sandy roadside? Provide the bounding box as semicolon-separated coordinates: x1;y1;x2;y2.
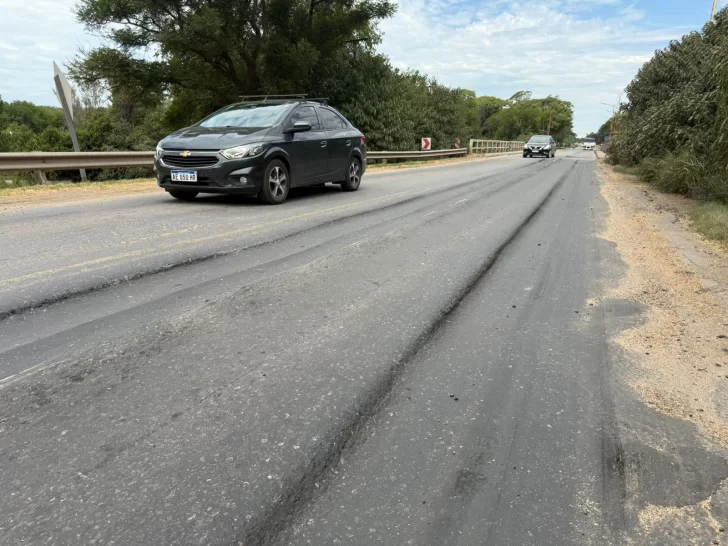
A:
596;162;728;541
0;152;522;211
597;162;728;446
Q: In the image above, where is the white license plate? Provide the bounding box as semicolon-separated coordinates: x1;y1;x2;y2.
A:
171;170;197;182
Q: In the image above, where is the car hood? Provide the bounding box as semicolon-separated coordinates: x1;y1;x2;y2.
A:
160;126;273;150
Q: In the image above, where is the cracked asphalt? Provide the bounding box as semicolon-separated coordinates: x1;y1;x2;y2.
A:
1;150;725;545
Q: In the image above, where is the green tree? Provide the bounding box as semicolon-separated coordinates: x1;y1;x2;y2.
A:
0;101;65;134
71;0;397;127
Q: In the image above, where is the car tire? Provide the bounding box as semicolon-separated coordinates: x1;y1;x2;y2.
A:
552;150;556;158
523;153;528;158
341;157;362;192
259;159;290;205
168;190;198;201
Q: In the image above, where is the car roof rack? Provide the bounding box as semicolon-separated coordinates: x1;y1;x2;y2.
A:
237;94;330;105
238;94;307;102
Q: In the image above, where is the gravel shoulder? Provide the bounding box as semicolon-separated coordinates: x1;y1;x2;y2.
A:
597;162;728;541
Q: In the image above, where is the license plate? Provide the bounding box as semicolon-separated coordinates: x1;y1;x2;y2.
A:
171;170;197;182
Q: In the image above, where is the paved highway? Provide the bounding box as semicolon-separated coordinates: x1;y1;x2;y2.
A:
1;150;719;545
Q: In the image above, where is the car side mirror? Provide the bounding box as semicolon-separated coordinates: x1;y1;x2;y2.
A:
285;121;312;134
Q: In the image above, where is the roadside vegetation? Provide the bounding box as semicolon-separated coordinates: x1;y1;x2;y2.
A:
0;0;575;185
597;7;728;243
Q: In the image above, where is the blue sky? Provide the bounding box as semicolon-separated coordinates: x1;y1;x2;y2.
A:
0;0;725;136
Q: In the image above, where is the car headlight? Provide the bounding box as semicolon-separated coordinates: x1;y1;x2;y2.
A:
220;143;266;160
543;145;551;150
156;143;164;159
523;144;529;149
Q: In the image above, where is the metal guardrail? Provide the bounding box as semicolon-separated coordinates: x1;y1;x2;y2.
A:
367;149;466;160
0;151;154;172
0;144;523;174
469;140;525;154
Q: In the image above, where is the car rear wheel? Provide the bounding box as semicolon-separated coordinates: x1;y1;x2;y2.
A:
259;159;290;205
168;190;198;201
341;157;361;192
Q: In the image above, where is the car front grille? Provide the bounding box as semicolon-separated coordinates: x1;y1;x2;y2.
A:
162;154;219;168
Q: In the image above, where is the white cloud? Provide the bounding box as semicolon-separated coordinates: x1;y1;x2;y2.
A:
378;0;691;135
0;0;100;105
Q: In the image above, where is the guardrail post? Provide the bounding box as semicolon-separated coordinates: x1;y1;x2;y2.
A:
33;171;49;185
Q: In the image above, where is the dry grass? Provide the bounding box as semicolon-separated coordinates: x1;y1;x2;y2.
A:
612;165;640;176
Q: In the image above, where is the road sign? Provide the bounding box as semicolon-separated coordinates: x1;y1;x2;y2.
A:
421;137;432;151
53;61;86;181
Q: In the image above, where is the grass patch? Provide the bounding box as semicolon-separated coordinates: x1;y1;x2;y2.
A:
612;165;640;176
689;201;728;242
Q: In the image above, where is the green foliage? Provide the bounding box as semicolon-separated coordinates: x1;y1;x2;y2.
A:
69;0;572;147
0;101;65;134
610;8;728;200
71;0;397;126
481;94;574;143
689;201;728;241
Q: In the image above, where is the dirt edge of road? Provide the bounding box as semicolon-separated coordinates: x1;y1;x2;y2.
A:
597;162;728;540
0;153;522;210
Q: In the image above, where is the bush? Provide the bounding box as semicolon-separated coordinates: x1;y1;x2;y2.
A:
689;201;728;241
636;156;662;182
650;152;707;195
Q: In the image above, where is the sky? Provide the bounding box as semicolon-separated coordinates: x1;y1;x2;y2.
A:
0;0;725;136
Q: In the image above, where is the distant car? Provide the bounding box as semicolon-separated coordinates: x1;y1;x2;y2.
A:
155;96;367;204
582;138;596;150
523;135;557;158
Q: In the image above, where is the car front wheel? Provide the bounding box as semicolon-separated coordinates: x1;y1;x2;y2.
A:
341;157;362;192
168;190;198;201
259;159;290;205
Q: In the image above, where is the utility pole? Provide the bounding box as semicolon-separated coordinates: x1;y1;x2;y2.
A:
713;0;720;22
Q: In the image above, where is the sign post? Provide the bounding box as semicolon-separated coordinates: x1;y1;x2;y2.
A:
53;62;86;181
421;137;432;151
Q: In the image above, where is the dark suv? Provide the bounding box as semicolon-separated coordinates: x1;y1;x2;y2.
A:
155;96;367;204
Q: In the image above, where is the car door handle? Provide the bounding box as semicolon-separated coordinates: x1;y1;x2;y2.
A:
345;140;351;146
321;141;327;147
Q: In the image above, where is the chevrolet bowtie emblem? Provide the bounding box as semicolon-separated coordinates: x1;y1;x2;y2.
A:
180;151;191;158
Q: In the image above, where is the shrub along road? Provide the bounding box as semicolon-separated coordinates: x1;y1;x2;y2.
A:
1;150;725;545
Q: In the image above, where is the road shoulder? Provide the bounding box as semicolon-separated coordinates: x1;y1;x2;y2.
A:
597;162;728;542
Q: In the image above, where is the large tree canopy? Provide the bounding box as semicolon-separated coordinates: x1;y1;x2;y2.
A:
71;0;396;123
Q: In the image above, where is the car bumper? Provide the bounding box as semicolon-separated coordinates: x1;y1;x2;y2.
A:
524;149;551;155
155;156;267;195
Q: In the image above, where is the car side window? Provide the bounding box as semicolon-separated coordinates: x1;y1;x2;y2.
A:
289;106;321;131
319;108;345;130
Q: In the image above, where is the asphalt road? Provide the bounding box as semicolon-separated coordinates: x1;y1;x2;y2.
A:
1;149;724;545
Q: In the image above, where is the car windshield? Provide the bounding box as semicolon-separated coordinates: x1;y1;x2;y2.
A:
583;138;596;143
199;103;291;128
528;136;550;144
